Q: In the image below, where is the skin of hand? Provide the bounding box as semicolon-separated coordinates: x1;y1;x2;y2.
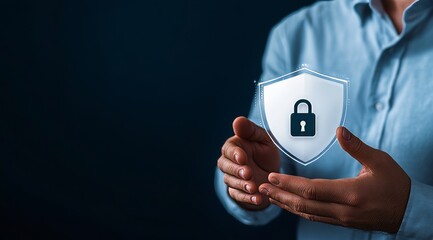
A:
217;116;280;210
259;127;411;233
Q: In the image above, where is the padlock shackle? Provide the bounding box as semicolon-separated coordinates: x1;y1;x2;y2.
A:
294;99;312;114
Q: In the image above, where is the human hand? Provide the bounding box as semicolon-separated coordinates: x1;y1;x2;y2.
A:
217;116;280;210
259;127;411;233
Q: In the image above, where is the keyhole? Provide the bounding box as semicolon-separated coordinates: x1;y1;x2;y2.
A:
300;121;306;132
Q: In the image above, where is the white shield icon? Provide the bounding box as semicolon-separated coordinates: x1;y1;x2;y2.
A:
258;68;348;165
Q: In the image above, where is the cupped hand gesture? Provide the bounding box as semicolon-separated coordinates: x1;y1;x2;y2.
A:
217;117;280;210
259;127;411;233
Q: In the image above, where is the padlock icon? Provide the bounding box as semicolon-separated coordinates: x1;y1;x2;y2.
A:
291;99;316;137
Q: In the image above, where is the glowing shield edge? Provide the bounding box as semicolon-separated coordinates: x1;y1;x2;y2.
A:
258;67;349;166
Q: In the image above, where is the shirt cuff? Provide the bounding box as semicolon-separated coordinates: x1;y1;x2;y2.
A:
214;168;281;225
396;179;433;239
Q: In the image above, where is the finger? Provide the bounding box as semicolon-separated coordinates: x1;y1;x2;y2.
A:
228;187;262;205
224;174;256;194
336;127;385;171
269;198;344;226
221;138;248;165
260;183;348;219
217;156;252;180
268;173;355;205
232;116;270;143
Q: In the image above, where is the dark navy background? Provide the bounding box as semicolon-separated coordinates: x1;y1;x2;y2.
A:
1;0;315;239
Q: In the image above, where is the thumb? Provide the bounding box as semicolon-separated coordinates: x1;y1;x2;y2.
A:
336;126;385;171
233;116;271;143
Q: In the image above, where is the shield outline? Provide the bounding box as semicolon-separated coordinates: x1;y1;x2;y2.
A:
258;67;349;165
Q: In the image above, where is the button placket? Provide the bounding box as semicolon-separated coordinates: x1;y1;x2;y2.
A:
364;44;403;147
373;44;406;148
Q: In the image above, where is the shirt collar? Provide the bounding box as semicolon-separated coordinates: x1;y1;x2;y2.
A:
351;0;370;20
351;0;386;19
351;0;433;20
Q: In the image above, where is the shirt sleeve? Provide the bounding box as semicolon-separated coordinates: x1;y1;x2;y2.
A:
213;25;292;225
396;179;433;239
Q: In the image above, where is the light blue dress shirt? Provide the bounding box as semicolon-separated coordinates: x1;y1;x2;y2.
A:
215;0;433;239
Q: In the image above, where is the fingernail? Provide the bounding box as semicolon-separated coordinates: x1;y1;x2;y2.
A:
245;184;252;193
251;196;257;204
269;176;279;185
234;152;239;162
239;169;245;179
260;188;269;195
342;127;352;141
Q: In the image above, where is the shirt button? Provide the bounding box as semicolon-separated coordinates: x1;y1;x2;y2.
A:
375;102;384;111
